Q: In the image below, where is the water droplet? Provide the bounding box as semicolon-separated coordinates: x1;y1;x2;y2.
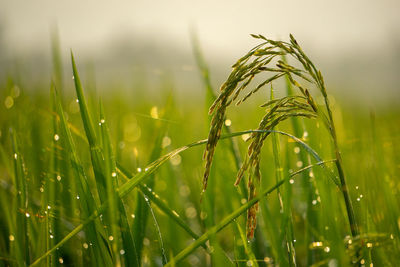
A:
137;168;142;173
40;187;44;193
224;119;232;126
359;194;363;199
108;236;114;241
59;257;64;264
324;246;330;253
72;75;75;80
47;205;51;210
241;133;250;141
120;249;125;255
145;168;149;172
309;171;314;178
241;198;247;204
360;259;365;265
150;106;159;119
75;99;79;103
263;257;272;263
9;235;15;241
172;210;179;217
390;234;394;239
50;234;54;239
170;155;182;166
25;212;30;218
14;153;18;160
294;146;300;154
357;197;361;201
185;206;197;219
296;161;303;168
310;241;323;248
100;119;105;124
246;260;253;266
83;243;89;249
200;211;208;220
302;131;308;139
131;214;135;219
366;242;373;248
179;185;191;197
355;185;359;190
162;136;171;148
111;172;117;177
76;195;80;200
57;175;62;181
348;239;353;244
312;199;317;205
54;134;60;141
5;96;14;109
289;179;295;184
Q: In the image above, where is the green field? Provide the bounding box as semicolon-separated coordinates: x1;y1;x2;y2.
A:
1;34;399;267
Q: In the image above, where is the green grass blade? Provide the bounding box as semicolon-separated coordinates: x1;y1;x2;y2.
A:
30;129;329;266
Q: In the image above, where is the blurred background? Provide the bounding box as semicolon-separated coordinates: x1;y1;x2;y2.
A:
0;0;399;105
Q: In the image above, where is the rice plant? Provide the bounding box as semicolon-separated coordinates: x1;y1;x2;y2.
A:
0;33;399;267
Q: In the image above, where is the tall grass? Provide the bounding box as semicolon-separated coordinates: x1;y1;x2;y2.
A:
0;34;399;267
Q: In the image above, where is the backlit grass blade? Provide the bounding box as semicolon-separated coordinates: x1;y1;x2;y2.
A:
270;85;297;265
11;130;29;266
51;85;113;266
99;100;140;266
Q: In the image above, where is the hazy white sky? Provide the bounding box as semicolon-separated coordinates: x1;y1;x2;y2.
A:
1;0;399;57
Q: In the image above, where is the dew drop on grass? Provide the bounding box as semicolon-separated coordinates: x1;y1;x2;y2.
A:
14;153;18;160
50;234;54;239
111;172;117;177
241;198;247;204
179;185;190;197
9;235;15;241
83;243;88;249
294;146;300;154
241;133;250;141
76;195;80;200
170;155;182;166
4;96;14;109
162;136;171;148
289;179;295;184
246;260;253;266
75;99;79;103
224;119;232;126
185;206;197;219
143;238;150;246
100;119;105;124
324;246;330;253
120;249;125;255
108;236;114;241
145;167;149;172
366;242;373;248
296;161;303;168
72;75;74;80
264;257;272;263
54;134;60;141
150;106;159;119
57;175;62;181
355;185;359;190
131;214;135;219
137;168;142;173
47;205;51;210
58;257;64;264
40;187;44;193
25;212;30;218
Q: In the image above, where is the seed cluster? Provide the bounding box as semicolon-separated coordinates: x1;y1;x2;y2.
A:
203;34;331;238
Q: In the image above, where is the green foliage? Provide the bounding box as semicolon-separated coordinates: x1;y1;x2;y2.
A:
0;34;399;267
